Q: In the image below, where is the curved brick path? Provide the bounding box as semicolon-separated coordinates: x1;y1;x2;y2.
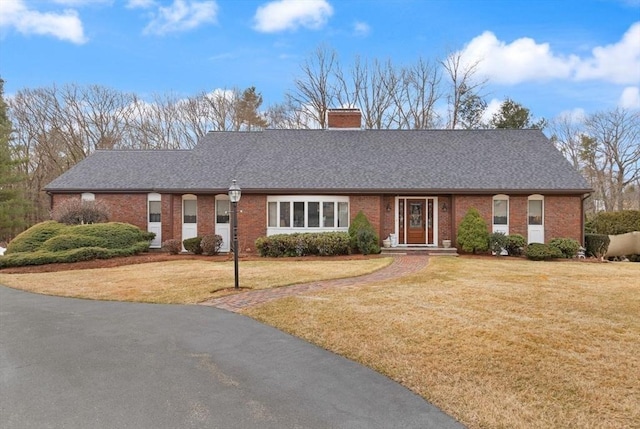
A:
200;255;429;313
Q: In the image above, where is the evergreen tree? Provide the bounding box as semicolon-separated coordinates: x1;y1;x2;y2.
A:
235;86;268;130
456;208;489;253
490;98;546;129
0;78;29;242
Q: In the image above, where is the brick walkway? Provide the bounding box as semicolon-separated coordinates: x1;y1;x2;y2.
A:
200;255;429;313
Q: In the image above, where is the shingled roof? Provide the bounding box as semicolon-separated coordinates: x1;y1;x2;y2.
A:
45;129;591;195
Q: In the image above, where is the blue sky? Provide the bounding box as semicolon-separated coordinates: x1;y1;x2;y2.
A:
1;0;639;124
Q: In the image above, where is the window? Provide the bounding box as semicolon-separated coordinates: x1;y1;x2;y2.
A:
183;200;197;224
216;199;230;224
267;196;349;234
81;192;95;201
338;202;349;227
308;202;320;227
268;202;277;227
148;201;161;222
279;202;290;227
493;196;508;225
323;202;335;227
528;199;543;225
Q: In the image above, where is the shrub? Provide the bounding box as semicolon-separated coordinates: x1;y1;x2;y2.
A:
66;223;154;249
489;232;508;255
0;221;152;268
183;236;203;254
162;239;182;255
505;234;526;256
51;198;111;225
201;234;223;255
549;238;581;259
348;211;380;255
585;234;610;258
525;243;563;261
586;210;640;235
456;208;489;254
255;232;350;257
5;221;66;254
42;234;109;252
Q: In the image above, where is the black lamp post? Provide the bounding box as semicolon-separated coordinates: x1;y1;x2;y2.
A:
228;180;241;290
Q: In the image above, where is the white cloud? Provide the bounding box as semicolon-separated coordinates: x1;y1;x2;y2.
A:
457;31;578;84
575;22;640;84
557;108;587;123
353;21;370;37
142;0;218;35
481;98;502;124
126;0;156;9
456;22;640;86
253;0;333;33
0;0;87;44
619;86;640;109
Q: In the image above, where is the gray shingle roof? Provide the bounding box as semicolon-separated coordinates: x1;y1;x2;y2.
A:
45;129;592;194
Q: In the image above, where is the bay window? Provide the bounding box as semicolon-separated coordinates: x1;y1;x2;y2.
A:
267;196;350;235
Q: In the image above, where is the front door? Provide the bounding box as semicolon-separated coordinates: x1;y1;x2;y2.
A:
406;199;426;244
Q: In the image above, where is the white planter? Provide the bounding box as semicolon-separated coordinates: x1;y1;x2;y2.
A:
382;239;391;248
442;239;451;248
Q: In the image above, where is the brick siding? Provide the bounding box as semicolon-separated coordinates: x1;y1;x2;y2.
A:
50;191;585;253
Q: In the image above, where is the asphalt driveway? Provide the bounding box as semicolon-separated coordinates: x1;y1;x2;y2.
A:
0;286;464;429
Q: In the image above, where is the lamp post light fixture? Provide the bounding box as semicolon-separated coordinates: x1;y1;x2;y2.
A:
228;180;241;290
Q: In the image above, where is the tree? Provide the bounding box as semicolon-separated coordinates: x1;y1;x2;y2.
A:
234;87;268;131
489;98;546;129
583;108;639;211
456;208;489;253
0;78;30;241
441;52;487;129
287;46;339;129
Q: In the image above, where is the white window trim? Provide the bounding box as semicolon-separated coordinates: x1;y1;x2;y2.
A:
266;195;349;236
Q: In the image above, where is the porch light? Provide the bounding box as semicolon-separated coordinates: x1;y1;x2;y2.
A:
228;180;241;289
441;202;448;212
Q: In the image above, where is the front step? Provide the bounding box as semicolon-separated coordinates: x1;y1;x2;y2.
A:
380;246;458;256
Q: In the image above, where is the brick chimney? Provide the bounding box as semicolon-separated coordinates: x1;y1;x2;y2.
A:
327;108;361;129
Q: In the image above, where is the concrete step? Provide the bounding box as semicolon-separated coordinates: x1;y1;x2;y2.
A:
380;247;458;256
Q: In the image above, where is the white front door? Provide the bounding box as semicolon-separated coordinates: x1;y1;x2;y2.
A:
215;197;230;253
148;194;162;248
528;196;544;244
182;196;198;250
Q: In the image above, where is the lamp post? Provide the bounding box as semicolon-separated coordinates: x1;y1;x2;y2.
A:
228;180;241;290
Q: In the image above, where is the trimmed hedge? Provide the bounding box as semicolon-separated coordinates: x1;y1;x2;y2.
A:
5;221;66;254
183;236;203;254
0;221;153;268
586;210;640;235
585;234;610;258
256;232;350;257
525;243;564;261
549;238;581;259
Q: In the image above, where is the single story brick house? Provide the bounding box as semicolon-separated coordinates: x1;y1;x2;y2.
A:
44;109;592;253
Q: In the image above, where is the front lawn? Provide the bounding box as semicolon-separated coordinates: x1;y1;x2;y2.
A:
245;257;640;429
0;257;392;304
